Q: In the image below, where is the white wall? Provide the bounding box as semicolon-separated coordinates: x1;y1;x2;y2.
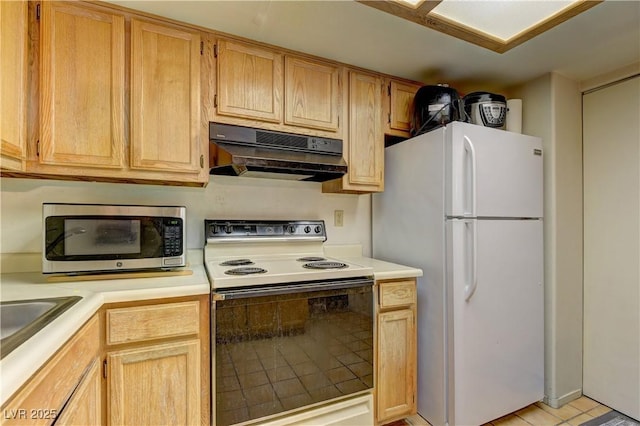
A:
0;175;371;255
549;72;584;405
513;71;584;407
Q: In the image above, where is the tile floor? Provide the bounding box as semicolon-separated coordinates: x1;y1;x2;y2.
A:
403;396;612;426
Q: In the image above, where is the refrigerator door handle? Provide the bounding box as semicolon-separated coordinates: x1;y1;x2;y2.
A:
464;219;478;302
463;136;477;217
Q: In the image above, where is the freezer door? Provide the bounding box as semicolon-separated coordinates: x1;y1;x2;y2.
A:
446;122;543;218
447;219;543;426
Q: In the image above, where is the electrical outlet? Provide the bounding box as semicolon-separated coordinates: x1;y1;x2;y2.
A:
334;210;344;227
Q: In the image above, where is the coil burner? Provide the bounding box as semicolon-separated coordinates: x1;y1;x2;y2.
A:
220;259;254;266
302;261;348;270
224;267;267;275
296;256;326;262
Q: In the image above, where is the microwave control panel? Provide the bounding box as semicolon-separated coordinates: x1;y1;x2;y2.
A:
163;218;184;257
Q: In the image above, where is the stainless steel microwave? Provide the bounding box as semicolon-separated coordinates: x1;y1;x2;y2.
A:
42;203;186;274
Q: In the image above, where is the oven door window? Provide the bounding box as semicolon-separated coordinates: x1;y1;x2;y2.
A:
214;283;373;426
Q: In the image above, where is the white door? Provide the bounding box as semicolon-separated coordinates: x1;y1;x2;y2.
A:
447;218;544;426
446;122;543;219
583;76;640;420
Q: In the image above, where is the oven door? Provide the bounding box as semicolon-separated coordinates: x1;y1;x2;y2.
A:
212;277;374;426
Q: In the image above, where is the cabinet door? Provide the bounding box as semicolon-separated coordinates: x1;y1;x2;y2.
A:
377;309;416;423
39;2;125;168
347;71;383;189
284;56;340;132
0;0;28;170
583;76;640;420
216;39;282;123
386;80;421;137
108;340;201;425
130;19;201;173
0;316;100;426
55;358;102;426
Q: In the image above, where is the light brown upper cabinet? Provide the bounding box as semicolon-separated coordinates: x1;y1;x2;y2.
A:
385;79;422;138
0;0;28;171
3;0;433;189
215;39;283;123
323;70;383;193
39;2;126;169
348;71;384;189
213;38;343;139
130;18;202;174
14;2;207;186
284;56;340;132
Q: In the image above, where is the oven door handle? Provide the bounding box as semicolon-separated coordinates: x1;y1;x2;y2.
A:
213;277;374;300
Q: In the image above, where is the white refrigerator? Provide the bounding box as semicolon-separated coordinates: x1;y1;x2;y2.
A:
373;121;544;426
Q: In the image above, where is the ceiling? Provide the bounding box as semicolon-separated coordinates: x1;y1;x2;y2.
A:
106;0;639;90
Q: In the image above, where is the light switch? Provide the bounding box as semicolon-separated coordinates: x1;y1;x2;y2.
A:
334;210;344;227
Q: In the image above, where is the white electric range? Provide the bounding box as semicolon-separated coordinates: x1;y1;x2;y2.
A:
204;220;373;289
203;220;375;426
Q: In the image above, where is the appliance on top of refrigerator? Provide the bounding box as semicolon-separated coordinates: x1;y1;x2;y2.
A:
373;121;544;426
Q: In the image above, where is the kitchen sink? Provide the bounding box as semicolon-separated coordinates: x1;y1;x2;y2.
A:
0;296;82;359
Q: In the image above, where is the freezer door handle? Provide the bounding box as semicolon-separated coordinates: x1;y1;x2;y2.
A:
464;219;478;302
463;136;477;217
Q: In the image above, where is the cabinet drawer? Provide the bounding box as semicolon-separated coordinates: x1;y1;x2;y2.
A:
107;301;200;345
379;280;416;308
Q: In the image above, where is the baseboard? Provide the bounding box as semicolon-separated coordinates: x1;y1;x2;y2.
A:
544;389;583;408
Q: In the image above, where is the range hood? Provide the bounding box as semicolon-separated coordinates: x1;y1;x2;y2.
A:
209;123;347;182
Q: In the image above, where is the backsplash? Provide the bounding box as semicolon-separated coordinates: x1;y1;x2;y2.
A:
0;176;371;255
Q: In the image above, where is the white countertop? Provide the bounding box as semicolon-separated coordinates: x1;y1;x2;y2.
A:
341;256;423;281
0;246;421;406
323;244;423;280
0;251;210;406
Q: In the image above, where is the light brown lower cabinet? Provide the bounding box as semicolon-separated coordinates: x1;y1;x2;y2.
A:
107;340;201;425
0;294;210;426
104;296;210;426
55;358;102;426
0;315;100;426
375;279;417;425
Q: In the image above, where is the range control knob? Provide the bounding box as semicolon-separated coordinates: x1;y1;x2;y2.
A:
288;225;296;234
314;225;322;234
304;226;311;234
224;224;233;234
